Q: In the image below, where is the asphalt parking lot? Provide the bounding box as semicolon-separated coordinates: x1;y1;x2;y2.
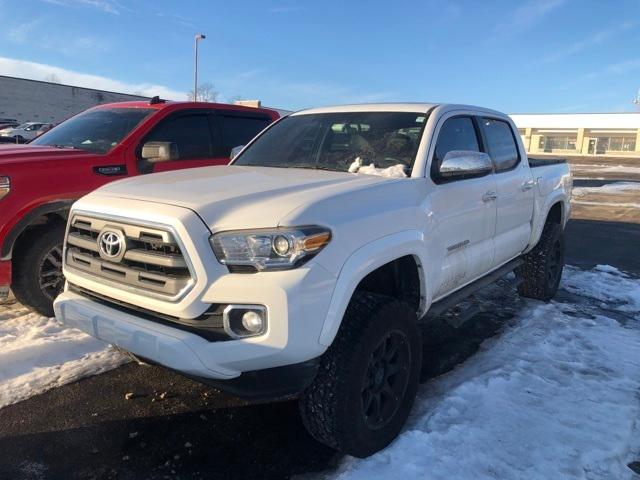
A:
1;161;639;480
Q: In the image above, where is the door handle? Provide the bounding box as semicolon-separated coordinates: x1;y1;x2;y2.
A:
482;191;498;202
521;180;535;191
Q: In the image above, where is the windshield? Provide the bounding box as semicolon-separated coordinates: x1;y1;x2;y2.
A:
31;108;154;154
234;111;428;174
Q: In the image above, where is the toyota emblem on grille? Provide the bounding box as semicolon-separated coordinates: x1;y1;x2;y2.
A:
98;229;126;261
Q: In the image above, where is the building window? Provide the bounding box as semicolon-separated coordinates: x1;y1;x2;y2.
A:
608;136;636;152
589;136;637;154
538;135;577;152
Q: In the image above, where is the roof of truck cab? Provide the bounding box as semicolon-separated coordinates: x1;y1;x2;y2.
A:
91;100;279;117
293;103;439;115
292;103;508;118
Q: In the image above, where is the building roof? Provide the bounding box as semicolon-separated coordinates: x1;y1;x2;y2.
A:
0;75;150;100
510;113;640;129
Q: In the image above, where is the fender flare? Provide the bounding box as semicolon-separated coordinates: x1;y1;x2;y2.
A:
318;229;430;347
1;200;73;259
524;192;567;254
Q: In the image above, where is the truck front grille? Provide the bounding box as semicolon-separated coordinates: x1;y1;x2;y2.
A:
64;215;194;300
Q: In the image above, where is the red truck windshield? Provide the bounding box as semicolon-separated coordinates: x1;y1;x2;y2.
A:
31;107;154;154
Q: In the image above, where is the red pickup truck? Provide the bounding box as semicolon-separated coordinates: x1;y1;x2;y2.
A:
0;98;280;315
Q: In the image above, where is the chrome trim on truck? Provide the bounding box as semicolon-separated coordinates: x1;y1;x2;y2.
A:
64;212;196;302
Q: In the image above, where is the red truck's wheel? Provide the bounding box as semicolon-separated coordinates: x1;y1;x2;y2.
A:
12;225;65;317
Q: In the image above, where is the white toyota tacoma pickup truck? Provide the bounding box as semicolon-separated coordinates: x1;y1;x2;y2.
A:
55;103;571;457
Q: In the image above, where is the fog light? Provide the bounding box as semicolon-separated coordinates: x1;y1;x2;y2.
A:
223;305;267;338
242;311;263;332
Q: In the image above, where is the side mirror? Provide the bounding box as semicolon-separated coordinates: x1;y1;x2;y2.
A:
230;145;245;160
438;150;493;179
141;141;179;163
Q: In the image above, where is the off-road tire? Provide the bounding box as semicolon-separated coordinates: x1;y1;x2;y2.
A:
516;222;564;301
299;292;422;457
12;224;65;317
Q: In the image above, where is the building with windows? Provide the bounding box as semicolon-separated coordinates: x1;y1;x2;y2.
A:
510;113;640;157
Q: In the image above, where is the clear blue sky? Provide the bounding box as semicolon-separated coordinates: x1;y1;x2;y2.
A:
1;0;639;112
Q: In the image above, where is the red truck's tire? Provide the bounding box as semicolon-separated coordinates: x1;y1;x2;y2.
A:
12;224;65;317
299;292;422;457
516;222;564;301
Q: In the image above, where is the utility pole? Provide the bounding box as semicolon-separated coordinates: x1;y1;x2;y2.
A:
194;33;206;101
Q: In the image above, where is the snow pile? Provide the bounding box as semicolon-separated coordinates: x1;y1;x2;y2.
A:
572;182;640;198
348;157;407;178
0;301;126;408
325;266;640;480
572;200;640;209
571;164;640;176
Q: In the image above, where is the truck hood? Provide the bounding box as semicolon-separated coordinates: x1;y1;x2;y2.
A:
92;165;400;231
0;144;97;167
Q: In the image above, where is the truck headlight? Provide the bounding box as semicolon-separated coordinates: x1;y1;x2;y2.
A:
210;226;331;271
0;177;10;200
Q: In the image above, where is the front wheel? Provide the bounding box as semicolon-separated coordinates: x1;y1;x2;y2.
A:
516;222;564;301
299;292;422;457
12;224;66;317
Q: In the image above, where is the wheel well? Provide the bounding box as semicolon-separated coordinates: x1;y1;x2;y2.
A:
11;213;66;258
546;202;563;226
353;255;423;312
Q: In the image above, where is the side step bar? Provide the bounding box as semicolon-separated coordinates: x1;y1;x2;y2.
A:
421;257;524;322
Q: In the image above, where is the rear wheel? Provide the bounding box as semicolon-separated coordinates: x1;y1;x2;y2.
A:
299;292;422;457
516;222;564;301
12;224;66;317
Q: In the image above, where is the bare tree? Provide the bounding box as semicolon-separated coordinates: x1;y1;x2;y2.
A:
228;94;244;104
187;82;218;102
44;74;61;84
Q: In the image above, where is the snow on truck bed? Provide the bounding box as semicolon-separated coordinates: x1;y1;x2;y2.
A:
0;266;639;479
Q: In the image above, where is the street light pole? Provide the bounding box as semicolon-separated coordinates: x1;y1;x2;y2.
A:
194;33;206;101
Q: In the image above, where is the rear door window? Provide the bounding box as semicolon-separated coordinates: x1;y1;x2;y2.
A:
480;117;520;171
218;113;272;155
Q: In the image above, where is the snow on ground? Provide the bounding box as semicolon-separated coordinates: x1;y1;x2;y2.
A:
323;266;640;480
572;182;640;198
571;164;640;175
0;300;126;408
572;200;640;209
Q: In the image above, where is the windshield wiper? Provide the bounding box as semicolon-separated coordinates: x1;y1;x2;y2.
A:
51;144;78;149
289;164;341;172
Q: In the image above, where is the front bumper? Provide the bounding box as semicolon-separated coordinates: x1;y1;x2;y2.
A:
55;259;336;380
55;289;236;379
